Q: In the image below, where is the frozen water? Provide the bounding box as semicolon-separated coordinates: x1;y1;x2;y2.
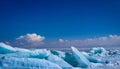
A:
71;47;90;68
0;43;16;54
51;50;79;67
0;42;31;54
0;43;120;69
0;56;62;69
90;47;108;56
5;49;50;59
51;50;65;58
63;52;78;67
81;52;102;63
47;53;73;69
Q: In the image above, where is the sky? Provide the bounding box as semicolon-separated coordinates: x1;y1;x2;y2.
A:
0;0;120;48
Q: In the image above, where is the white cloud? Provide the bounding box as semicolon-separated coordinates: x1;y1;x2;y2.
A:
59;39;64;43
16;33;45;42
12;33;45;47
57;35;120;47
4;34;120;48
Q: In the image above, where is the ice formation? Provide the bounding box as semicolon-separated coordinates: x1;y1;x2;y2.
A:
51;50;65;58
0;42;120;69
0;43;16;54
81;52;102;63
47;53;73;69
63;52;78;67
0;56;62;69
71;47;90;68
5;49;50;59
0;43;31;54
90;47;108;56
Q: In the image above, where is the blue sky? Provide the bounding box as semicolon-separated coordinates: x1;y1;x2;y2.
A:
0;0;120;48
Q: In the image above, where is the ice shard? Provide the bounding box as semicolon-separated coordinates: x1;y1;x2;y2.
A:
71;47;90;68
47;53;73;69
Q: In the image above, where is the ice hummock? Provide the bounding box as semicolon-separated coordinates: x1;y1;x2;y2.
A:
4;49;50;59
0;43;16;54
71;47;90;68
81;52;103;63
0;56;62;69
0;43;31;54
51;50;65;58
0;42;120;69
51;50;79;67
47;54;73;69
90;47;109;56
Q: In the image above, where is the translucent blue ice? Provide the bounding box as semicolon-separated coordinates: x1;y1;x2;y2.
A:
71;47;90;68
81;52;102;63
0;43;16;54
90;47;108;56
47;53;73;69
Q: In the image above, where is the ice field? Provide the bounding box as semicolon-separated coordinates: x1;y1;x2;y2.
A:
0;42;120;69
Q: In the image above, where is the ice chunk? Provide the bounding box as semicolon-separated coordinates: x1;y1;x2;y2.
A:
0;43;16;54
0;43;31;54
5;49;50;59
64;53;78;67
71;47;90;68
47;53;73;69
0;43;50;59
29;49;50;58
15;47;30;52
90;47;108;56
51;50;65;58
0;56;62;69
108;50;120;55
81;52;102;63
51;50;79;67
